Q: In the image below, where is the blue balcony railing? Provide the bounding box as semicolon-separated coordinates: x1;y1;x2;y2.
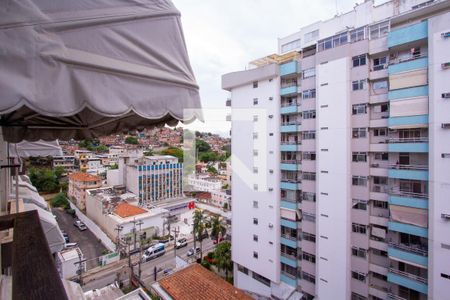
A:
388;57;428;75
280;85;298;96
388;85;428;101
388;21;428;48
388;221;428;238
388;115;429;130
388;243;428;268
387;268;428;295
280;61;298;77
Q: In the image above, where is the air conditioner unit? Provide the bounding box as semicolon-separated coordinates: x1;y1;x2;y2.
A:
442;32;450;38
442;153;450;158
268;188;273;191
441;213;450;220
442;62;450;69
269;115;273;118
269;169;274;173
442;93;450;99
442;123;450;129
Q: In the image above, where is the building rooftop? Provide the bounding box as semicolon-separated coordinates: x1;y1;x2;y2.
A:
114;202;147;218
158;264;251;300
69;172;101;182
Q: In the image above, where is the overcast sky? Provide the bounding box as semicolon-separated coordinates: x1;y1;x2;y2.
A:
172;0;370;136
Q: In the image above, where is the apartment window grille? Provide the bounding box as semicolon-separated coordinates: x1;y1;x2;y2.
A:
302;89;316;99
352;271;367;282
352;176;368;186
253;81;258;88
253;149;258;156
302;68;316;79
253;218;258;225
302;192;316;202
352;152;367;162
352;54;367;67
352;104;367;115
374;152;389;160
352;199;367;210
373;56;387;70
304;30;319;43
302;152;316;161
253;132;258;139
253;201;258;208
351;292;367;300
253;234;259;242
352;223;367;234
352;79;366;91
352;128;367;138
318;32;348;52
253;115;258;122
237;264;249;275
302;172;316;181
373;200;388;209
302;272;316;284
373;80;388;90
302;232;316;243
253;98;258;105
350;27;366;42
369;21;389;39
252;272;270;286
303;110;316;119
302;252;316;263
253;184;258;191
351;247;367;258
302;130;316;140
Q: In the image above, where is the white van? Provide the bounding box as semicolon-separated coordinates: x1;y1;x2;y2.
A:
142;243;165;262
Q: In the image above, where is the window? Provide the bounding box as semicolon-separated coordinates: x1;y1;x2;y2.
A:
253;115;258;122
253;218;258;225
253;184;258;191
318;32;348;52
302;251;316;263
302;152;316;161
304;30;319;42
253;201;258;208
441;273;450;280
303;89;316;99
352;104;367;115
352;128;367;138
352;199;367;210
352;79;366;91
318;37;332;51
253;167;258;173
253;251;258;258
303;68;316;79
352;54;367;67
237;264;248;275
374;152;389;160
303;212;316;223
302;192;316;202
253;234;258;242
373;56;387;70
352;176;367;186
302;272;316;284
369;21;389;39
302;232;316;242
352;223;367;234
372;272;387;281
351;292;367;300
253;149;258;156
302;172;316;181
374;128;388;136
373;103;389;113
303;110;316;119
351;247;367;258
281;39;301;53
373;176;387;185
372;249;388;257
350;27;366;42
253;98;258;105
252;272;271;286
373;80;388;90
302;130;316;140
253;81;258;88
253;132;258;139
352;152;367;162
351;271;366;282
373;200;388;209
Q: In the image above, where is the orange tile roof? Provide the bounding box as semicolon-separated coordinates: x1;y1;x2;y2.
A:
68;172;101;182
114;202;147;218
159;264;252;300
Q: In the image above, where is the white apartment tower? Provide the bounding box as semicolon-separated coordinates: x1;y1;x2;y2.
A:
222;1;450;299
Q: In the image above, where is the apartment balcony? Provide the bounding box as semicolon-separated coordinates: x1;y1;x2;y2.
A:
388;114;428;130
387;21;428;48
388;164;428;181
280;253;298;268
388;56;428;75
280;160;301;171
369;284;389;300
280;271;297;287
387;268;428;295
280;85;298;96
388;242;428;268
281;180;301;191
369;65;388;80
281;199;297;210
280;61;298;77
280;141;301;152
388;221;428;238
389;189;428;209
387;293;408;300
281;123;300;133
387;137;429;153
369;92;389;104
281;102;300;114
281;236;298;248
388;85;428;101
281;218;297;230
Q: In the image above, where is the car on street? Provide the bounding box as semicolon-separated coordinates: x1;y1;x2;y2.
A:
142;243;165;262
186;246;201;257
73;220;87;231
175;238;187;249
62;231;70;243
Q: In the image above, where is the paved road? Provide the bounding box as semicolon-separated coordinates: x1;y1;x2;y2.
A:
53;208;107;269
81;238;215;291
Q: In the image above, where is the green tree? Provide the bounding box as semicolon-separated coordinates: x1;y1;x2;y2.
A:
143;150;153;156
198;151;218;162
54;166;65;179
195;140;211;152
95;144;109;153
51;192;70;209
214;241;232;280
210;216;226;240
125;136;139;144
193;210;206;259
207;165;218;175
29;167;61;193
160;147;183;162
110;163;119;170
223;203;228;210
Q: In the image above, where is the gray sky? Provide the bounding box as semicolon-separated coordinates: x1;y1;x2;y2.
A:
172;0;366;136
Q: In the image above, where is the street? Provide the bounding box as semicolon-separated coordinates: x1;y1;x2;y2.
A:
53;208;107;269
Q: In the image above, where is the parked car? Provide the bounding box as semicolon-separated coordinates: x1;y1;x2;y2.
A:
186;247;201;257
175;238;188;249
62;232;70;243
142;243;165;262
73;220;87;231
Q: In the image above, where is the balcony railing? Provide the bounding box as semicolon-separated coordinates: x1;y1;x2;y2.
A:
281;159;302;164
281;141;301;145
388;137;428;143
281;233;297;241
372;184;389;193
281;102;300;107
387;293;408;300
389;54;427;66
389;164;428;170
372;64;387;71
281;252;298;262
281;178;301;183
388;268;427;284
0;211;68;300
389;188;428;199
281;270;297;280
388;242;428;256
281;121;301;126
281;83;297;89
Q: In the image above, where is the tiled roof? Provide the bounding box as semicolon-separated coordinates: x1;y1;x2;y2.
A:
68;172;101;182
159;264;252;300
114;202;147;218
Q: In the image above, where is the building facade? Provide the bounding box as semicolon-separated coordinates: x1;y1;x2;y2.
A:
223;1;450;299
68;172;102;210
52;155;76;173
187;174;222;191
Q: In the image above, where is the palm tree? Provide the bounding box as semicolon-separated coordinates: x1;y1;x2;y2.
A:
211;216;227;241
192;209;204;258
214;241;232;280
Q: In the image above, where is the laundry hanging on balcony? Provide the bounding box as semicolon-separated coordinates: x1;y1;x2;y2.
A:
390;205;428;228
0;0;202;143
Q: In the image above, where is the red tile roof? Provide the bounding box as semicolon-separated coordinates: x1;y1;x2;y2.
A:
114;202;147;218
159;264;252;300
68;172;101;182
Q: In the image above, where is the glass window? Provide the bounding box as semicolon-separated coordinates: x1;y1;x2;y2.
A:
351;247;367;258
252;272;270;286
352;128;367;138
304;30;319;42
238;264;248;275
302;192;316;202
352;79;366;91
302;251;316;263
303;68;316;79
374;152;389;160
303;89;316;99
369;21;390;39
302;172;316;181
302;272;316;284
253;81;258;88
352;104;367;115
352;152;367;162
281;39;301;53
352;176;368;186
373;56;387;70
253;98;258;105
352;223;367;234
253;218;258;225
302;232;316;242
350;27;366;42
373;80;388;90
303;110;316;119
302;152;316;161
352;199;367;210
374;128;388;136
352;54;367;67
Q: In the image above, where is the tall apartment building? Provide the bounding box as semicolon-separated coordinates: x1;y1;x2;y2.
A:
222;1;450;299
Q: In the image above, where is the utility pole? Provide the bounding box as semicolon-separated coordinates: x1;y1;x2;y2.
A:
115;224;123;253
74;248;86;286
131;218;143;251
172;226;180;257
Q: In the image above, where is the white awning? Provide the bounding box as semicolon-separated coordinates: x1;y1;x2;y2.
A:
9;140;63;157
0;0;202;143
